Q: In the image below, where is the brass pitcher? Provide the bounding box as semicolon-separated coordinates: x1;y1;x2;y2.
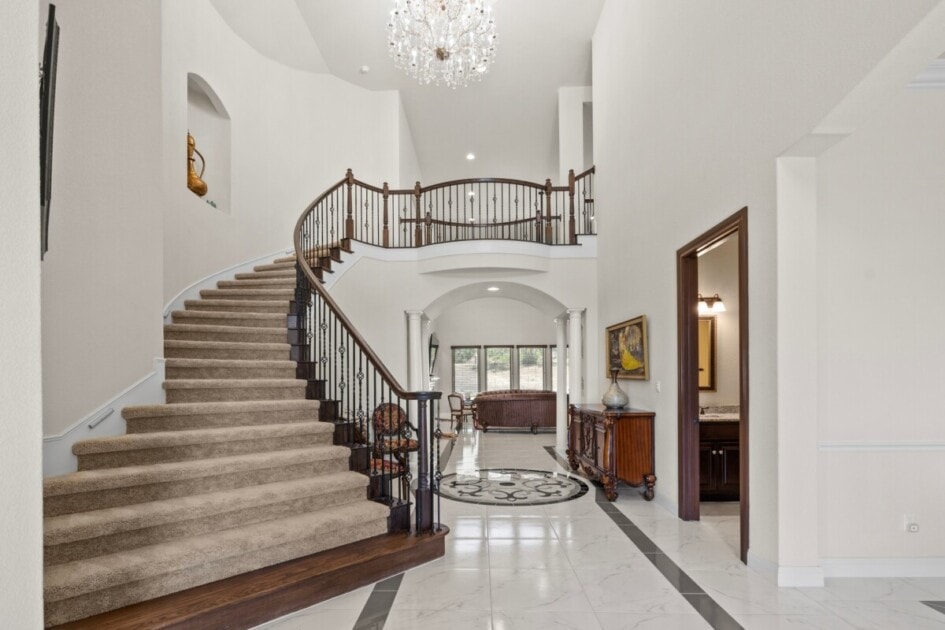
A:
186;132;208;197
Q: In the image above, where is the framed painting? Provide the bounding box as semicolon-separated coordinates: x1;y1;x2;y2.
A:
606;315;649;380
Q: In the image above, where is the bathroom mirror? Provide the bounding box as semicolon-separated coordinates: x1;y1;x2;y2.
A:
698;316;716;390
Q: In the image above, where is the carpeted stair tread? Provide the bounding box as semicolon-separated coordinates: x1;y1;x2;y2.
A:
253;261;296;272
164;324;287;344
122;400;320;433
164;339;290;360
122;399;318;420
163;379;306;404
234;269;296;280
171;310;287;328
44;471;369;547
199;288;294;300
216;278;296;289
184;298;290;313
44;500;389;606
43;446;350;499
72;422;330;456
165;357;297;380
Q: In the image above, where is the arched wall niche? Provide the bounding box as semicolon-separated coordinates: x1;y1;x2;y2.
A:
186;72;231;213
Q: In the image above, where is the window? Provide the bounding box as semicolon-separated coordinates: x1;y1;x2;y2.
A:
517;346;545;390
485;346;512;391
451;346;479;396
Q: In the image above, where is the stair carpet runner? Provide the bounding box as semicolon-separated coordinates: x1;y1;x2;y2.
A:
42;253;388;627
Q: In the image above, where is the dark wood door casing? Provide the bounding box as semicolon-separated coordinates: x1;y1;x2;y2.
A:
676;207;749;563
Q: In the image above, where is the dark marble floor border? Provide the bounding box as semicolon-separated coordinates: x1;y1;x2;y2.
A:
923;601;945;616
544;446;744;630
352;573;403;630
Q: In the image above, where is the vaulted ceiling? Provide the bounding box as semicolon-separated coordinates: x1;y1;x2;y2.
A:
209;0;604;183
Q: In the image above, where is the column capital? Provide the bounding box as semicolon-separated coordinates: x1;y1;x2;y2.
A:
567;307;586;316
405;310;425;320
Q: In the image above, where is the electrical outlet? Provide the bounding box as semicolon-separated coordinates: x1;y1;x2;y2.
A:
904;514;919;533
908;523;920;533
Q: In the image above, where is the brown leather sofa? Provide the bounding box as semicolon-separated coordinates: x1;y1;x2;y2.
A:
471;389;556;433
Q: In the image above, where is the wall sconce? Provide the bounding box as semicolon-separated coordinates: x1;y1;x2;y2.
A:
698;293;726;314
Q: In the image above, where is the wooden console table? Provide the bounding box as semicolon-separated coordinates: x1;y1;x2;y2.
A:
566;404;656;501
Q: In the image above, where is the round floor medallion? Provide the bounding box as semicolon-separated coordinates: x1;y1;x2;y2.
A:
436;468;589;506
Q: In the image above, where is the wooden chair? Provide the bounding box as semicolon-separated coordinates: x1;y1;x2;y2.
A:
447;393;473;432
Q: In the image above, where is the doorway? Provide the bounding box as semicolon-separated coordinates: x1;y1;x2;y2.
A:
676;207;749;562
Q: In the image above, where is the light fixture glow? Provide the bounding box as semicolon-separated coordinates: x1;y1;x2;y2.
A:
387;0;498;89
487;286;500;292
697;293;726;314
466;152;476;160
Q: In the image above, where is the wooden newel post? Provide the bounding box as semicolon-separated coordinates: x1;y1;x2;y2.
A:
382;182;390;248
424;211;432;244
544;178;554;244
568;169;576;244
415;399;433;532
345;168;355;241
413;181;423;246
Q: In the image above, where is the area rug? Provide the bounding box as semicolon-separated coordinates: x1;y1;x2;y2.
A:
436;468;588;506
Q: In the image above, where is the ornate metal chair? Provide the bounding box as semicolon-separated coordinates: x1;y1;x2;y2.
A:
370;402;418;499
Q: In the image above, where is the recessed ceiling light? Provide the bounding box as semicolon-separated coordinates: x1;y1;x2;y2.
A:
487;286;500;292
359;65;371;74
466;152;476;161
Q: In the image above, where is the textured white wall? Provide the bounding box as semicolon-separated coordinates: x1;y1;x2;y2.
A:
0;0;44;623
697;235;739;407
162;0;412;305
817;88;945;560
41;0;165;437
592;0;939;565
398;98;423;188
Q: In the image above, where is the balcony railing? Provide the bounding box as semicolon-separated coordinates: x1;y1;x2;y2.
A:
300;167;595;252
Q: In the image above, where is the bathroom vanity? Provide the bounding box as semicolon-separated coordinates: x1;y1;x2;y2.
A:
699;416;739;501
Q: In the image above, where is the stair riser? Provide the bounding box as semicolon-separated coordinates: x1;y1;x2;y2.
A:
76;433;332;471
165;365;297;380
165;386;306;404
234;271;296;280
199;290;294;301
45;486;368;566
253;262;295;272
184;301;290;314
44;519;388;626
125;409;317;433
164;345;289;361
217;280;296;289
164;329;287;344
171;314;287;329
44;458;349;517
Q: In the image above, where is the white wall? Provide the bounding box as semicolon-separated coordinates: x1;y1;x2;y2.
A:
816;88;945;562
0;0;44;623
697;235;739;407
41;0;165;437
327;242;599;403
558;86;592;183
398;98;423;188
432;297;557;394
162;0;412;304
592;0;939;566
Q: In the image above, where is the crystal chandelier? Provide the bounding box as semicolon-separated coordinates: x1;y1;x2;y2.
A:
387;0;497;88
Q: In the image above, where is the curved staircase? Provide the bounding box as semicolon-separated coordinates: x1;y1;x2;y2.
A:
42;257;392;627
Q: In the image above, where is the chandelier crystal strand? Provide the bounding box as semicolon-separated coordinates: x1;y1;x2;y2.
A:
388;0;497;88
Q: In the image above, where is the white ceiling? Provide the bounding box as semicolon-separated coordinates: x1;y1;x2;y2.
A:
211;0;604;184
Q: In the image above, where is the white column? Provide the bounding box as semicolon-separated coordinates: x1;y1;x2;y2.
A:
775;157;823;586
405;310;424;391
567;308;585;405
555;317;568;454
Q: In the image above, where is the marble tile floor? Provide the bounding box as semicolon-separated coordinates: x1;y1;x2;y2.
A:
257;429;945;630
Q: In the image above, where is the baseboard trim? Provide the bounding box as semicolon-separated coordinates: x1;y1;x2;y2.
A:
778;565;825;587
43;358;166;477
821;557;945;578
